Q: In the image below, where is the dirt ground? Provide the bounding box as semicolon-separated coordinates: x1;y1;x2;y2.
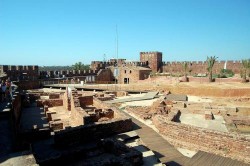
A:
81;81;250;107
80;81;250;98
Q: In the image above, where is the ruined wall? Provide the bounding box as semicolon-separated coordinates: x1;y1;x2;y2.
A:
79;96;93;107
139;70;151;80
187;77;210;83
93;98;125;119
152;115;250;164
14;80;40;90
62;90;70;111
48;93;60;99
96;69;114;83
54;118;132;147
215;78;243;83
12;92;22;131
187;77;243;83
37;99;63;107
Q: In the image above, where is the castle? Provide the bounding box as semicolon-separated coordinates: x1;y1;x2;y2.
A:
90;51;242;75
0;52;243;84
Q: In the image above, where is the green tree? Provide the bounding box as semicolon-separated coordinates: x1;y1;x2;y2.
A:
241;59;250;82
206;56;218;82
182;61;189;81
72;62;89;71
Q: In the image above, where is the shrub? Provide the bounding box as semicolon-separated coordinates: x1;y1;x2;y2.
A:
219;69;234;78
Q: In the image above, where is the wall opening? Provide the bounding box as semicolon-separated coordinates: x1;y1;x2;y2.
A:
124;78;129;84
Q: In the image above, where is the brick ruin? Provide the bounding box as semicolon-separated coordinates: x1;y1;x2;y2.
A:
5;88;143;165
33;137;142;165
27;88;132;132
152;115;250;163
125;94;250;164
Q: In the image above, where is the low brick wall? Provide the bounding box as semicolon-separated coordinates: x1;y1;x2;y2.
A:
188;77;210;83
215;78;242;83
188;77;242;83
152;115;250;164
37;99;63;107
29;93;41;102
14;80;40;90
49;93;60;99
12;92;22;131
54;118;133;147
79;96;93;107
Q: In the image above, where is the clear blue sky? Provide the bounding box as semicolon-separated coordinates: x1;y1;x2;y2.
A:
0;0;250;66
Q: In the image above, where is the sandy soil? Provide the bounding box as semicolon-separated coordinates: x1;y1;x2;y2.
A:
78;81;250;97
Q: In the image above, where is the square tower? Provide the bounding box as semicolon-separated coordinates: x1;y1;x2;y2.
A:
140;52;162;72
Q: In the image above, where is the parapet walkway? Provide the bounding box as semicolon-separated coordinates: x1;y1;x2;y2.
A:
121;110;249;166
106;91;159;104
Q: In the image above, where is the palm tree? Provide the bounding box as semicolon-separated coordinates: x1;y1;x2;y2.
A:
72;62;87;71
206;56;218;82
241;59;250;82
182;61;189;81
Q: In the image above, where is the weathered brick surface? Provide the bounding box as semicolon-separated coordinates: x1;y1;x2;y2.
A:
49;93;60;99
108;66;151;84
14;80;40;90
140;52;162;72
0;65;39;81
152;115;250;164
95;68;114;83
79;96;93;107
37;99;63;107
44;105;48;113
34;137;142;165
46;111;56;121
12;92;22;131
205;111;214;120
163;61;242;74
54;118;133;147
50;121;63;131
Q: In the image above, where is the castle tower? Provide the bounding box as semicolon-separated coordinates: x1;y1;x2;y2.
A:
140;52;162;72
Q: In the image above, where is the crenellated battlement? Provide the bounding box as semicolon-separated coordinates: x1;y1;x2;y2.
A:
162;60;242;74
90;58;149;71
39;69;98;79
163;60;242;66
0;65;39;71
0;65;39;81
140;51;162;54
